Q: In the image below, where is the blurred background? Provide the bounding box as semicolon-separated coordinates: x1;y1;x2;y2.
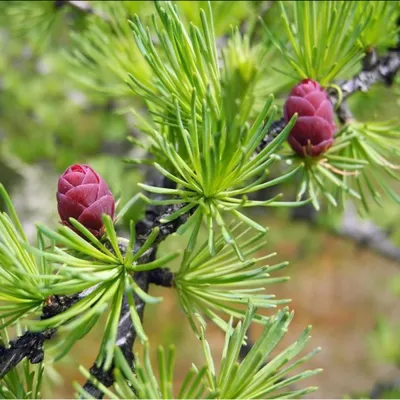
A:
0;1;399;398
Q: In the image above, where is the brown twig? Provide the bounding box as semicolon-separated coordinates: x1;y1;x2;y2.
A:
0;293;80;378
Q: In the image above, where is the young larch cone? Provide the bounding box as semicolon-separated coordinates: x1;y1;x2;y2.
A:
57;164;115;237
284;79;336;157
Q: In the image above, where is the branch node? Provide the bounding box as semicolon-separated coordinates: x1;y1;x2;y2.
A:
149;268;174;287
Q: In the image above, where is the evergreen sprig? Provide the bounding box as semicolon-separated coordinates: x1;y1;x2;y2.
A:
66;1;152;97
126;1;319;259
76;343;208;399
2;1;64;49
136;97;307;259
357;1;400;50
201;305;321;399
280;137;367;210
278;118;400;211
7;0;400;397
25;217;178;369
263;1;368;84
127;1;270;136
0;185;48;329
127;1;223;132
175;226;290;335
336;120;400;213
75;305;321;399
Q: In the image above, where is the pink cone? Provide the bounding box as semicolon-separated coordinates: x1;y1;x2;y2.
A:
57;164;115;237
284;79;336;157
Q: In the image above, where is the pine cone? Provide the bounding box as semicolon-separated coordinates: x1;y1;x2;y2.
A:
284;79;336;157
57;164;115;237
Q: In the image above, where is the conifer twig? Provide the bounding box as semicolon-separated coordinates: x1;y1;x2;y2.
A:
81;177;188;398
258;46;400;150
0;179;187;391
0;292;82;378
256;45;400;264
331;48;400;123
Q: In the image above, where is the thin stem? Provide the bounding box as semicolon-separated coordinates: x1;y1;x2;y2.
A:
0;294;80;378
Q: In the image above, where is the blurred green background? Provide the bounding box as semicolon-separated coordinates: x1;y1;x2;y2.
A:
0;1;399;398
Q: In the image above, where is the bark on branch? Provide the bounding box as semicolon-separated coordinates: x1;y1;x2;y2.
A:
333;48;400;123
0;293;82;379
335;204;400;264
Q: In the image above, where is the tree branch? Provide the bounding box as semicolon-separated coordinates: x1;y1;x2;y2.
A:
81;177;189;397
0;293;80;378
334;204;400;264
340;48;400;100
0;284;106;379
148;267;174;287
0;330;54;378
329;48;400;124
292;202;400;264
0;175;187;395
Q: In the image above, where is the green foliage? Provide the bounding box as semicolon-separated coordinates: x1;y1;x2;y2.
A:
282;136;367;211
336;121;400;214
369;317;400;366
0;185;47;328
0;360;44;399
357;1;400;50
137;97;306;258
75;305;320;399
26;216;178;369
3;1;67;50
127;0;282;137
177;1;254;37
277;118;400;212
65;1;256;98
126;0;268;142
76;343;208;399
128;1;223;127
201;305;321;399
264;1;367;84
66;1;152;97
4;0;400;397
127;2;310;258
175;226;290;335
